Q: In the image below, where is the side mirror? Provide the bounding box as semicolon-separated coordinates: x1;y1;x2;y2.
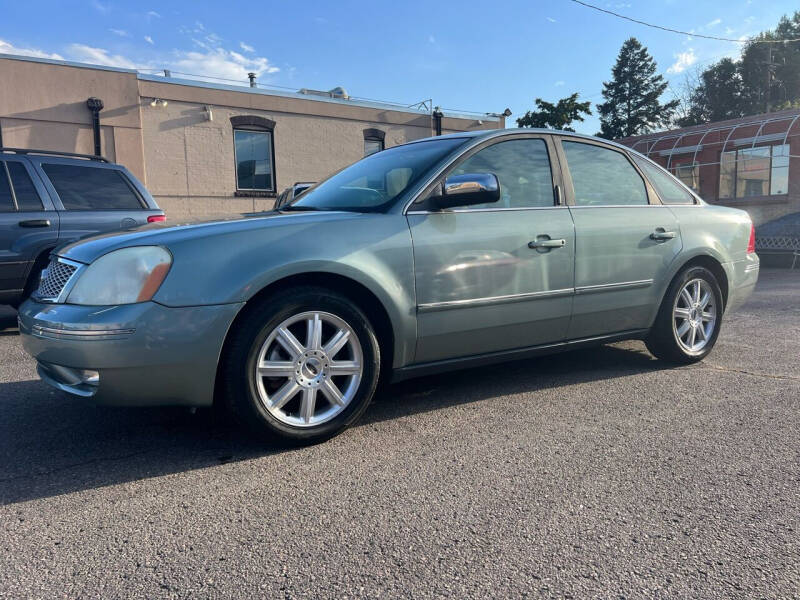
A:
428;173;500;210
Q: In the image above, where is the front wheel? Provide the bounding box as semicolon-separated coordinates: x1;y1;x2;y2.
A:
221;286;381;444
645;266;724;364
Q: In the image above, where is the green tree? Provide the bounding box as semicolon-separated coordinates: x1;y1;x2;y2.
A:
596;37;679;139
681;12;800;122
677;58;745;126
516;93;592;132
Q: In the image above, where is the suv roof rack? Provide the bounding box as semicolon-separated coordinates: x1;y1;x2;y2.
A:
0;148;109;163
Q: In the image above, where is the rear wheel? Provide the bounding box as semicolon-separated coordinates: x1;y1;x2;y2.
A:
221;286;380;444
645;266;723;363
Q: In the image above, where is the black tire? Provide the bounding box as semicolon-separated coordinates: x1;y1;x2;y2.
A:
645;265;724;364
221;286;381;445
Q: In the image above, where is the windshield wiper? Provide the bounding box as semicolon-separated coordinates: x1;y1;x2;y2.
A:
281;205;321;212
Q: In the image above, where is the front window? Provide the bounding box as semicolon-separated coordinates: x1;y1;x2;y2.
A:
286;138;468;213
719;144;789;199
234;129;274;192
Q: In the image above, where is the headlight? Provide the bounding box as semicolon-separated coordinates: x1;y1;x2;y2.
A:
67;246;172;305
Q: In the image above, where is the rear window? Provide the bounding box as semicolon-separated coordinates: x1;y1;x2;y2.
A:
42;164;143;210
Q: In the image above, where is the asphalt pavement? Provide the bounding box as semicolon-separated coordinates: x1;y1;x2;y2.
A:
0;269;798;599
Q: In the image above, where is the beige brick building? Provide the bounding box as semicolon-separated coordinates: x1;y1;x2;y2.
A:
0;54;504;220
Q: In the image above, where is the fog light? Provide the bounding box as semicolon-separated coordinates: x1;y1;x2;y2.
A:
79;369;100;386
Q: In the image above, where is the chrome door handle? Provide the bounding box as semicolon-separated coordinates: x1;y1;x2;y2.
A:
528;238;566;249
18;219;51;228
650;229;676;240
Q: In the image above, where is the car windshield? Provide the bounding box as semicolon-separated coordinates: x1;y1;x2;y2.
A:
284;137;468;212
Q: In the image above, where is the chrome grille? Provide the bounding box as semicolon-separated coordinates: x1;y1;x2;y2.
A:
35;259;78;300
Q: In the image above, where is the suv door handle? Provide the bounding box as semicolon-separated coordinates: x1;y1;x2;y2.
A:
528;238;566;249
650;228;676;241
18;219;51;228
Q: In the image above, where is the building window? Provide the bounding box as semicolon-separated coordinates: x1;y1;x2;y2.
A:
719;144;789;199
234;129;274;192
671;161;699;192
363;128;386;157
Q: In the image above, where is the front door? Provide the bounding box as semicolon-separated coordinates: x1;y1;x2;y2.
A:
408;135;575;363
0;158;58;303
556;138;682;338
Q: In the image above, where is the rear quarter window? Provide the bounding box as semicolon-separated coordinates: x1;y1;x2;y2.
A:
42;164;144;210
633;156;695;205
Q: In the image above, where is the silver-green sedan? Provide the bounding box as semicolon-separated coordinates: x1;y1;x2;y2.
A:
18;130;759;443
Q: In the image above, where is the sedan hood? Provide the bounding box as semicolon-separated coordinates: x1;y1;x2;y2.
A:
57;210;355;264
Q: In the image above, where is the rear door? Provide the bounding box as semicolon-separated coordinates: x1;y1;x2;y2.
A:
0;157;58;303
555;138;681;338
32;158;161;245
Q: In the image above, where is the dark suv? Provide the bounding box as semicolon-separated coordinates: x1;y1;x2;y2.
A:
0;149;164;306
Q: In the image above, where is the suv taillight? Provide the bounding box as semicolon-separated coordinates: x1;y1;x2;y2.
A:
747;223;756;254
148;215;166;223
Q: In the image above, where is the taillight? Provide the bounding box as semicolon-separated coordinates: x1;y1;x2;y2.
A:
147;215;166;223
747;223;756;254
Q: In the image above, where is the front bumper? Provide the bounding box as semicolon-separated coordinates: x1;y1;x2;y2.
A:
724;253;760;313
18;300;243;406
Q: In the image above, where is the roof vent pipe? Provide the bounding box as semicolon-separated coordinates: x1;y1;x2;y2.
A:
86;97;104;157
248;72;256;88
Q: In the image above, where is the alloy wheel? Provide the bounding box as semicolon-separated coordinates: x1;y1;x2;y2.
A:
253;311;363;427
672;278;717;355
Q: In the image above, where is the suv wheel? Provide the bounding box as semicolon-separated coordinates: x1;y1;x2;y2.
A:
645;266;724;363
221;286;380;444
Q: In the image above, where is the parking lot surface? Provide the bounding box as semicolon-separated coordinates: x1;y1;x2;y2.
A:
0;269;798;599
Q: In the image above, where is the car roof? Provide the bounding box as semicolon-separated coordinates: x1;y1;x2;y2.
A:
404;128;633;154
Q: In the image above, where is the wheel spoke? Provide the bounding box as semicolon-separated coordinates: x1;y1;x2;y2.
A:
277;326;305;359
692;281;701;304
258;361;295;378
674;307;691;319
696;323;707;341
306;313;323;350
323;328;350;359
329;360;360;376
699;291;711;309
321;378;345;406
301;388;317;423
701;310;714;321
676;319;690;338
269;380;301;410
687;325;697;348
680;288;693;307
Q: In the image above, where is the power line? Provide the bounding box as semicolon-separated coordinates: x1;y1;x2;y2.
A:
567;0;800;43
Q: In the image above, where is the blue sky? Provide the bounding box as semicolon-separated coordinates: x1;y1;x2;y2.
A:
1;0;797;133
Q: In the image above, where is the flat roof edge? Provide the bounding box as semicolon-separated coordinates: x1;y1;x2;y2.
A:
0;52;498;122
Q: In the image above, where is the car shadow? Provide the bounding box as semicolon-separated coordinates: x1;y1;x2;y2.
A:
0;307;18;336
0;343;666;505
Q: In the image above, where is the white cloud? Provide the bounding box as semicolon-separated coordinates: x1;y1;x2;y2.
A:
428;34;436;44
169;47;279;81
92;0;111;13
109;28;130;37
554;80;565;86
0;38;63;60
240;41;254;53
144;35;154;45
546;16;556;22
67;44;141;69
146;10;161;19
667;48;697;74
706;18;722;28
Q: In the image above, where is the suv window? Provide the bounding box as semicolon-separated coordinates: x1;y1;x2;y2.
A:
633;156;695;205
562;141;648;206
451;138;554;209
7;162;44;210
0;163;14;212
42;164;143;210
